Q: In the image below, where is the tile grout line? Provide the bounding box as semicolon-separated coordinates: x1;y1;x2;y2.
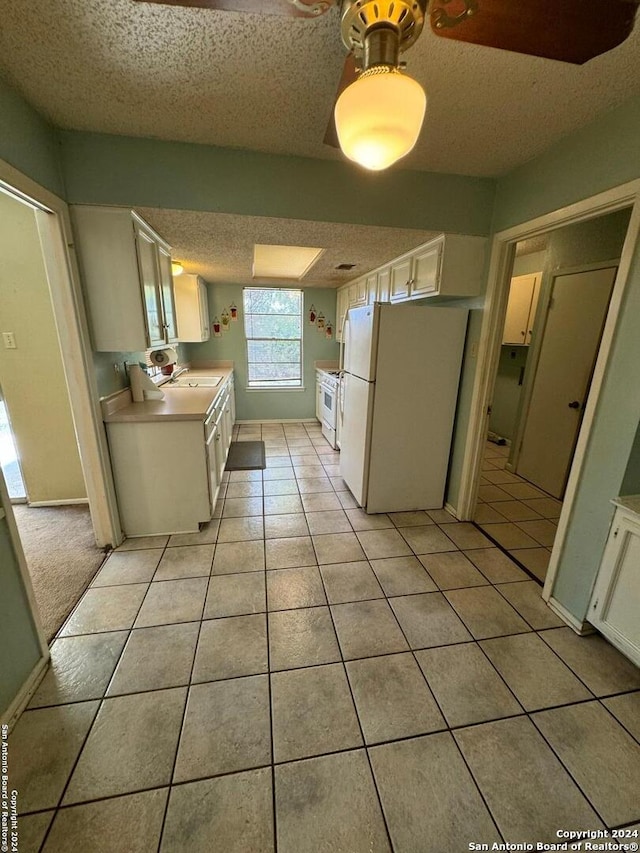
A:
264;562;279;853
155;554;214;853
35;547;164;853
312;539;397;853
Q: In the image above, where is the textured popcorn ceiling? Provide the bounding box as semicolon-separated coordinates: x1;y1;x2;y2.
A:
1;1;640;176
516;235;550;257
136;207;439;287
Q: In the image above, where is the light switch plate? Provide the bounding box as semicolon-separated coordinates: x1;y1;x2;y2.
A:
2;332;17;349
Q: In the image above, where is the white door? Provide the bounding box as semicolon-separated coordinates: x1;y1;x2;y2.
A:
517;266;617;498
344;304;379;381
339;373;375;507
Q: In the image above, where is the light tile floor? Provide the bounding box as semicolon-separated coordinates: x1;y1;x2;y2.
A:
9;421;640;852
474;440;563;580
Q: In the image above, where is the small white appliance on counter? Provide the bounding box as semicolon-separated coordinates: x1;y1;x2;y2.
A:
339;303;468;513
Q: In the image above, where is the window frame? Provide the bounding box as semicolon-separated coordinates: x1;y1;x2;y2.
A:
243;287;305;392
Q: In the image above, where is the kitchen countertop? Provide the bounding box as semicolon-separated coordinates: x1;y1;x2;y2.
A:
612;495;640;517
103;368;234;423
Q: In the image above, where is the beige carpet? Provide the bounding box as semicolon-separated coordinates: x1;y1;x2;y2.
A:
12;504;106;642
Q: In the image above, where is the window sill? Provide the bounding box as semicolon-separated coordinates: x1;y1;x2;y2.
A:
245;386;306;393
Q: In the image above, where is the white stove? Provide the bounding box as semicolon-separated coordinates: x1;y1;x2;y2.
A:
319;370;340;449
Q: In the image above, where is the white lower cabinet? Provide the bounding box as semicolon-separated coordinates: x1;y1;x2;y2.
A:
106;376;235;536
589;500;640;666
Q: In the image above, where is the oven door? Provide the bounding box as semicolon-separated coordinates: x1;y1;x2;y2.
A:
320;381;337;430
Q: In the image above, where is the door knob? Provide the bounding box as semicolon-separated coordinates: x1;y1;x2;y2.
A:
568;400;581;409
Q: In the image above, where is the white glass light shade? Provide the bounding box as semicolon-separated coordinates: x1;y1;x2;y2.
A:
335;68;427;171
171;261;184;276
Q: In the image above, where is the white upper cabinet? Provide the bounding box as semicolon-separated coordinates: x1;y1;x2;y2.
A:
174;274;210;342
503;272;542;346
348;279;367;307
71;206;178;352
390;257;413;302
336;287;350;343
389;235;487;302
376;268;391;302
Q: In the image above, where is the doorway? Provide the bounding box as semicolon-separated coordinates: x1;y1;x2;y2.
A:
0;186;106;640
0;394;26;500
472;209;631;583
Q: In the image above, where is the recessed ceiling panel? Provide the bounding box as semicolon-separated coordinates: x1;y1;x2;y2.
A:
252;244;325;280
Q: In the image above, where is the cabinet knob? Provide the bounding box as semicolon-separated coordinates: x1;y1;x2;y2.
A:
568;400;581;409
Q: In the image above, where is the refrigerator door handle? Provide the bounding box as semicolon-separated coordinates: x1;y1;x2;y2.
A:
341;313;350;373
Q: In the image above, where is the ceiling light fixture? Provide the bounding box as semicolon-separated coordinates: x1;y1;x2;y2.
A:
334;1;427;171
171;261;184;276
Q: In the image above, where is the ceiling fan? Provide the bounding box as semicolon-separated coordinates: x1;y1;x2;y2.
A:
133;0;640;168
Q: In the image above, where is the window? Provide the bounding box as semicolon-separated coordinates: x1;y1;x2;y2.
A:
243;288;303;389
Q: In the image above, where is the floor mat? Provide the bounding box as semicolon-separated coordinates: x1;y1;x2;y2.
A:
225;441;266;471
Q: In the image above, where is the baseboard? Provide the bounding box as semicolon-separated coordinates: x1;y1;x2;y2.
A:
27;498;89;507
444;502;460;520
235;419;319;425
547;597;594;635
1;655;50;731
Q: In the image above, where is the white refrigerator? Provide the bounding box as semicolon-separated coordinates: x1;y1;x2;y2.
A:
339;303;468;513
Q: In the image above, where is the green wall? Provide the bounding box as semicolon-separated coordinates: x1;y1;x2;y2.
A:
187;284;339;420
0;78;65;198
493;94;640;232
0;504;42;720
490;346;528;441
93;346;189;398
58;131;496;235
491;92;640;624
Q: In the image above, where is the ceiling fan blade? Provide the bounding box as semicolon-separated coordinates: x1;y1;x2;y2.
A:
323;53;358;148
132;0;336;17
430;0;640;64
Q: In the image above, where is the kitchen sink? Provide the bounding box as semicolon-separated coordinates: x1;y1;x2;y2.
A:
167;375;223;388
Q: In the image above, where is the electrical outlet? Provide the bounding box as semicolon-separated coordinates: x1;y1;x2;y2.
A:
470;341;478;358
113;363;121;375
2;332;16;349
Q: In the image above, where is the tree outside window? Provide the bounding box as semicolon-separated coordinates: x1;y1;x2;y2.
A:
243;288;303;388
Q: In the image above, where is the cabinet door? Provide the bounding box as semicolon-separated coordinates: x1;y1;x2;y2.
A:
207;425;220;514
503;274;537;345
411;244;442;298
356;278;367;305
590;510;640;666
377;268;390;302
223;395;233;452
134;224;165;348
198;279;210;341
157;245;179;344
366;274;377;305
390;258;412;302
336;288;349;342
316;377;323;422
229;377;236;424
